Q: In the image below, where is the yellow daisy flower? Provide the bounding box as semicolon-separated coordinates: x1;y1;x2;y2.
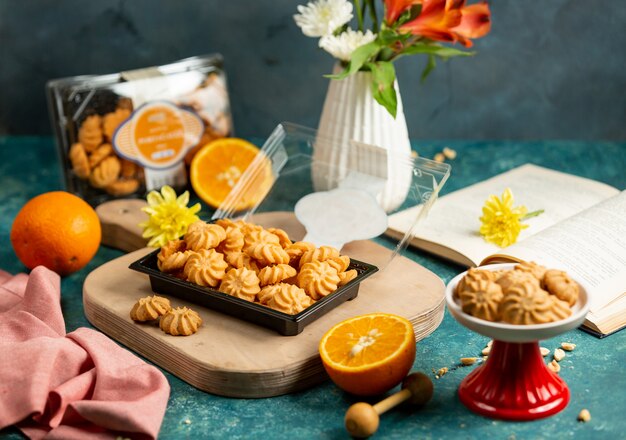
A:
479;188;541;248
140;185;201;248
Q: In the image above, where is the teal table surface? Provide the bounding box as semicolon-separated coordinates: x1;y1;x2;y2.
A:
0;137;625;439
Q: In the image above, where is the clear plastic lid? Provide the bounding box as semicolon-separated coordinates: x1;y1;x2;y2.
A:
213;122;450;270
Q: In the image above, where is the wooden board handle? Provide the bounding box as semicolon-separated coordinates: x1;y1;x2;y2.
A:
96;199;149;253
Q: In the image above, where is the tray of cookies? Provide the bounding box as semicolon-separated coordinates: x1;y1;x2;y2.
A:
129;219;378;336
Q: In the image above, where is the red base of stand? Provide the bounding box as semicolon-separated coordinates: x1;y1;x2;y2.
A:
458;340;569;420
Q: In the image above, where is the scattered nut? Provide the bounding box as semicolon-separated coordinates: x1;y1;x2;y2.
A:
436;367;448;379
561;342;576;351
481;346;491;356
578;409;591;422
540;347;550;357
482;355;488;361
548;360;561;373
410;150;419;158
460;357;478;366
442;147;457;160
434;152;445;163
183;419;192;425
554;348;565;362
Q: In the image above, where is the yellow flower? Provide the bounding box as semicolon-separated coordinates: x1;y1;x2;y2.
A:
479;188;529;248
139;185;201;248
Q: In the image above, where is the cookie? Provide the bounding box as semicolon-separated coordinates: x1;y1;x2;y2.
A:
130;295;171;321
297;260;341;300
184;249;228;287
543;269;579;306
160;306;202;336
219;267;261;302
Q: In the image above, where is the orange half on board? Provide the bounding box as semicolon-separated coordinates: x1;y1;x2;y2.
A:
190;138;273;211
319;313;416;396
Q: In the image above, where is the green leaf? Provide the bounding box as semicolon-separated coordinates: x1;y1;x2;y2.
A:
398;43;475;60
367;61;397;118
325;42;381;80
377;27;411;46
421;54;436;83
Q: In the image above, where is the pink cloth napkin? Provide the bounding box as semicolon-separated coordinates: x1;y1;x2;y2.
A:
0;266;170;439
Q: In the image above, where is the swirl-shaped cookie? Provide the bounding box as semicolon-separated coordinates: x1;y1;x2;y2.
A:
130;295;171;322
515;261;547;281
184;249;228;287
285;241;316;267
78;114;103;152
69;142;90;179
224;251;260;273
297;260;341;300
221;226;245;253
338;269;358;286
258;264;297;286
543;269;579;306
327;255;351;274
248;243;290;265
219;267;261;302
267;227;292;248
458;279;503;322
158;250;192;273
299;246;340;268
103;107;131;141
243;229;280;253
89;155;121;188
160;307;202;336
263;283;313;315
215;218;238;230
499;281;571;325
106;178;140;196
88;143;113;168
185;223;226;251
455;268;496;297
496;270;540;293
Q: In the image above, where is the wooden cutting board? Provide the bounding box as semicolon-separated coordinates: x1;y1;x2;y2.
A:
84;210;445;398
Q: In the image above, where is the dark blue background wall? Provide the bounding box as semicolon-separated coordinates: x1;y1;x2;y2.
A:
1;0;624;140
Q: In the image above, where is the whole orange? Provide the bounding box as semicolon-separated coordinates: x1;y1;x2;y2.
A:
10;191;101;276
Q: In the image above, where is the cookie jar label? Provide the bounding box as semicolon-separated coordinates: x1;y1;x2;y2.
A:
113;101;204;190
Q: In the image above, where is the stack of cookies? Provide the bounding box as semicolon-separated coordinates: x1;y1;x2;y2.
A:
156;219;357;315
68;99;142;196
455;261;579;325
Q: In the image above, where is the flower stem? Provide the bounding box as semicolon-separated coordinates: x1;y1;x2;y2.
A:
354;0;364;32
367;0;378;33
521;209;544;221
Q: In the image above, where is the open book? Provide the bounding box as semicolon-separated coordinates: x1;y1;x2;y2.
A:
387;164;626;337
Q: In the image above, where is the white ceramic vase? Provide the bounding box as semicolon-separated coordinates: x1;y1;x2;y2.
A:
314;66;413;212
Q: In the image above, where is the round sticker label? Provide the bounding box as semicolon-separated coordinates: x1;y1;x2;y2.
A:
113;101;203;170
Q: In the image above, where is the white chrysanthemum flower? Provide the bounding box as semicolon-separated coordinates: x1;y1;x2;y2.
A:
294;0;353;37
319;29;377;62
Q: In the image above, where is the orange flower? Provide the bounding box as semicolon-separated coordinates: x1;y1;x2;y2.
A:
384;0;422;24
400;0;491;47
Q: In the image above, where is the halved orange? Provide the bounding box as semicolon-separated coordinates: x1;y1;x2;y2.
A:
190;138;272;210
319;313;416;396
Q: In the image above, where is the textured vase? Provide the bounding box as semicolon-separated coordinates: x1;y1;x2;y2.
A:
314;66;413;212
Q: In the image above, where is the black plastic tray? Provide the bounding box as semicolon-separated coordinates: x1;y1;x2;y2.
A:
129;249;378;336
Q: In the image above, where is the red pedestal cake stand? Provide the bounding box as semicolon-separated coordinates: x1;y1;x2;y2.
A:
446;264;590;421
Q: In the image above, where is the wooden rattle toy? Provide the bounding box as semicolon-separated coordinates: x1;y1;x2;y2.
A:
344;372;433;438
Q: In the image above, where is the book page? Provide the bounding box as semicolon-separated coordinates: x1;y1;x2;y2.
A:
489;191;626;313
387;164;619;266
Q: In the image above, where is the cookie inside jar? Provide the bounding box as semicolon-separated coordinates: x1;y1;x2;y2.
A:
68;96;143;201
